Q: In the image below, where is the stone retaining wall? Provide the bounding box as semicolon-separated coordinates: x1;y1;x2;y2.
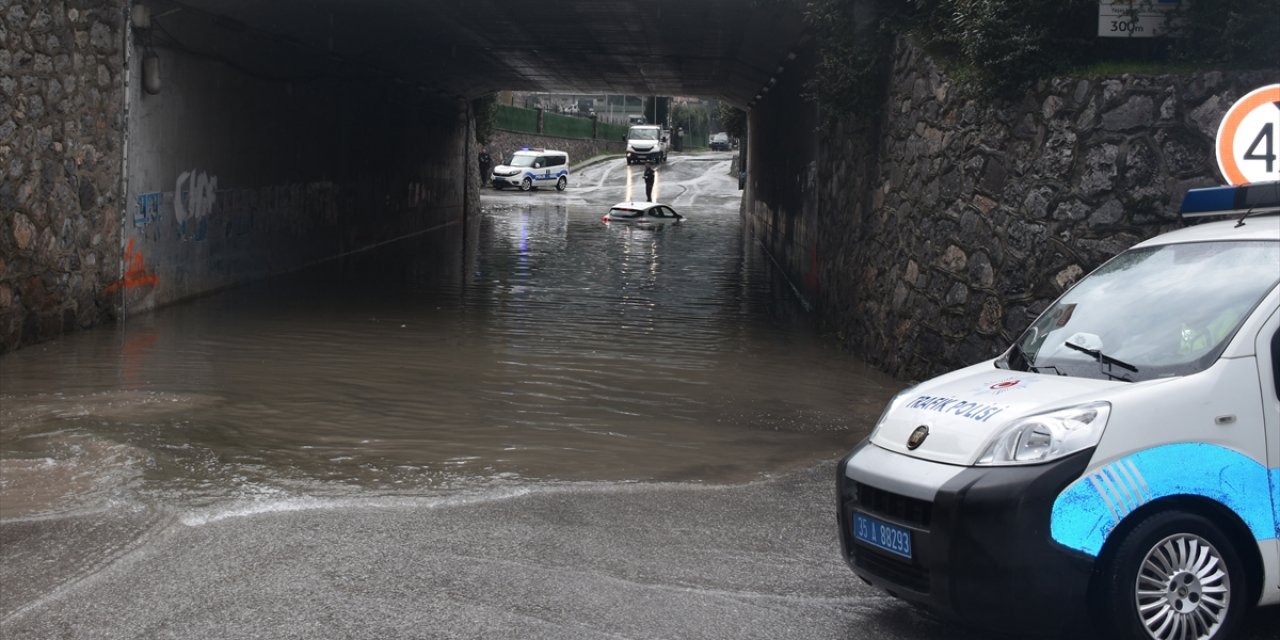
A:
1;0;125;353
805;39;1274;381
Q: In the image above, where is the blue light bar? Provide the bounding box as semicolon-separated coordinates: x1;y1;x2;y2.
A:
1180;181;1280;219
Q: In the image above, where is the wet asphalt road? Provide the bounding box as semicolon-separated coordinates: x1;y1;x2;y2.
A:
6;460;1276;639
2;463;944;640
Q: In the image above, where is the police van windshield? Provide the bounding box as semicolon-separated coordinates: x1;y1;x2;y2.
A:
1002;240;1279;382
508;155;537;167
628;128;660;141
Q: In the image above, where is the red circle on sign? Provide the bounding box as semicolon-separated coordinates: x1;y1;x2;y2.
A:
1216;84;1280;186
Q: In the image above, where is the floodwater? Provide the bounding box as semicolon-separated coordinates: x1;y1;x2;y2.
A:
0;155;900;524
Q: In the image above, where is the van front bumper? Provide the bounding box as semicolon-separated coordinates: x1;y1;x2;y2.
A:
836;441;1095;635
491;174;525;187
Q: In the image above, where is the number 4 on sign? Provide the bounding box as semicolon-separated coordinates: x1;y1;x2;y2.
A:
1216;84;1280;186
1244;122;1275;174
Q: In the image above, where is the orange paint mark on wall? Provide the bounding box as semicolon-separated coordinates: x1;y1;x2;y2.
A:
105;239;160;294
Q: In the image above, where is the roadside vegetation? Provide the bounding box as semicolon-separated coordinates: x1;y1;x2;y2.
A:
799;0;1279;125
473;93;498;144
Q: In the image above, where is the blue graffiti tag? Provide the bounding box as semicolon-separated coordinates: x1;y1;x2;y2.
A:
134;192;162;227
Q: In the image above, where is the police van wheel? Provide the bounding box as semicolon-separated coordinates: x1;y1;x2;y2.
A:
1097;511;1247;640
520;177;532;192
555;176;567;191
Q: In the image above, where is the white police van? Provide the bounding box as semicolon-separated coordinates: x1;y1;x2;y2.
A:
490;148;569;192
837;180;1280;639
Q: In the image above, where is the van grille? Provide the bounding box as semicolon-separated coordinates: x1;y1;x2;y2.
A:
855;482;933;528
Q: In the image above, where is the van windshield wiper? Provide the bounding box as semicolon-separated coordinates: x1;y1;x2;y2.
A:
1063;341;1138;381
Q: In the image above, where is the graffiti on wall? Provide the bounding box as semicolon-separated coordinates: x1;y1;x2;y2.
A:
105;239;160;294
135;192;162;227
176;170;217;241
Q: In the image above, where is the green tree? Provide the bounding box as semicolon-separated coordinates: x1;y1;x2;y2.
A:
641;97;671;127
670;101;713;146
797;0;1278;118
472;94;498;144
718;104;746;140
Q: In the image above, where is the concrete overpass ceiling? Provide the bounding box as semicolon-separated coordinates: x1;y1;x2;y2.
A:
162;0;808;105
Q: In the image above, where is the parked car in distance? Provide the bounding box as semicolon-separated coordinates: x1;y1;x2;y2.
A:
601;201;683;225
709;132;731;151
491;148;569;192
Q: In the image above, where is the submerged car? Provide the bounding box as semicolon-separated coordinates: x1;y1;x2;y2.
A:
709;132;731;151
601;201;683;225
837;180;1280;640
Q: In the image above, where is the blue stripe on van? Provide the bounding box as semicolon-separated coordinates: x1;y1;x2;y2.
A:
1050;443;1277;557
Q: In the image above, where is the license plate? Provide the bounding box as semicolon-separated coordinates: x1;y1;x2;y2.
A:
853;512;913;560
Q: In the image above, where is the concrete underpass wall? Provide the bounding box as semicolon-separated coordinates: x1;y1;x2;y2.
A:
740;45;822;312
744;37;1274;382
1;0;126;353
120;7;471;315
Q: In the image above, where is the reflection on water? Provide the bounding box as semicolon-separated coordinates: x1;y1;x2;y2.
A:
0;202;898;519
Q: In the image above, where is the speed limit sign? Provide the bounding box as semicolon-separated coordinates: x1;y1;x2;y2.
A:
1216;84;1280;185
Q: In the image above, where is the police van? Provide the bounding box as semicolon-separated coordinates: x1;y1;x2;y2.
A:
490;148;569;192
837;180;1280;639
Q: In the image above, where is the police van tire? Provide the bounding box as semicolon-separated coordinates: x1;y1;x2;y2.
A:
556;176;567;191
1096;511;1247;640
520;177;532;192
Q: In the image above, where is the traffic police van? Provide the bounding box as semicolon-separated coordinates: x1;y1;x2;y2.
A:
490;148;569;192
837;180;1280;639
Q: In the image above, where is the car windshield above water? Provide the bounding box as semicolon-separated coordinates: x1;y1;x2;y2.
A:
630;128;660;140
508;155;537;167
1001;239;1280;382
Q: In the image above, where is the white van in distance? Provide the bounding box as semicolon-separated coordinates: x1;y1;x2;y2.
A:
837;180;1280;640
625;125;666;165
490;148;569;192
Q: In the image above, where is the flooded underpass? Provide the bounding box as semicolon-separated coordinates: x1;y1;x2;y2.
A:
2;154;895;522
13;155;1273;639
0;154;922;638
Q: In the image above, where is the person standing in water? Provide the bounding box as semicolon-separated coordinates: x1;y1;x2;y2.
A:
643;163;656;202
478;147;492;185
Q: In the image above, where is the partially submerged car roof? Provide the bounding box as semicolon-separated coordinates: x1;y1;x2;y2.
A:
610;201;665;211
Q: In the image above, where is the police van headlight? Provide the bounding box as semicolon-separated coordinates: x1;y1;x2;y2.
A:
975;402;1110;466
